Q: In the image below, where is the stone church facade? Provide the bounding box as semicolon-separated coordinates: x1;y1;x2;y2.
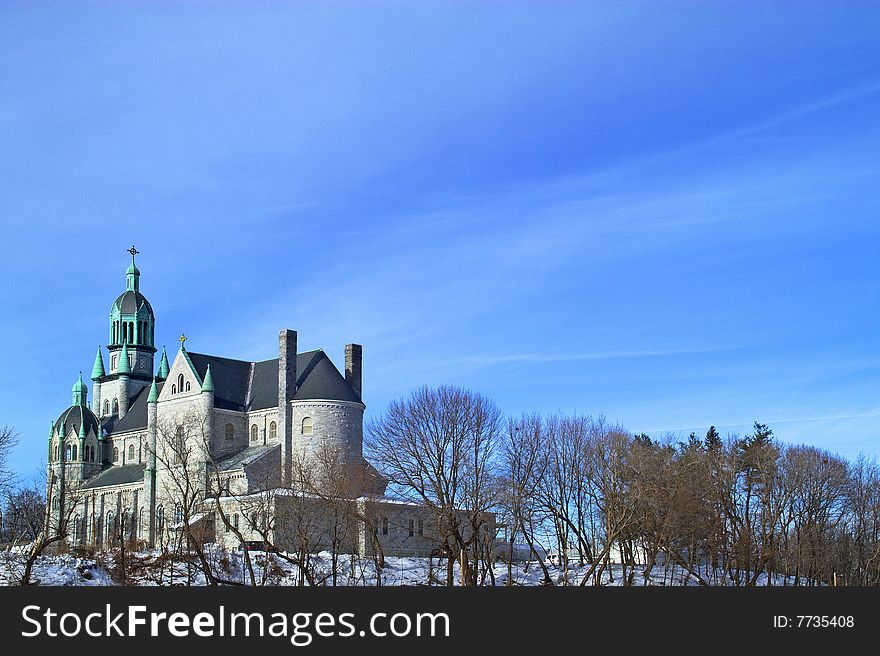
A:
46;250;474;558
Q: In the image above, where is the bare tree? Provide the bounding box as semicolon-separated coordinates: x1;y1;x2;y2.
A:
365;385;502;586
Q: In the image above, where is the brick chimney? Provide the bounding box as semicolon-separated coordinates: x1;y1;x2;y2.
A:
345;343;362;401
278;329;297;484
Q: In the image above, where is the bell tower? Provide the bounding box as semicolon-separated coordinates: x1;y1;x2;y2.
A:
96;247;157;417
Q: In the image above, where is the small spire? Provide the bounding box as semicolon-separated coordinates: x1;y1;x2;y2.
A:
71;371;88;406
118;342;131;374
157;346;170;381
148;377;159;403
79;414;87;439
201;364;215;393
126;245;140;291
48;420;54;440
91;346;105;380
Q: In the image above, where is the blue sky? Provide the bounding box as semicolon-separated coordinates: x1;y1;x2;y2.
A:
1;2;878;477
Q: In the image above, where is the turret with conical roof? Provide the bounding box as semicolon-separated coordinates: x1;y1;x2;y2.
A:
148;377;159;403
117;341;131;375
201;364;215;393
91;347;105;380
157;346;170;381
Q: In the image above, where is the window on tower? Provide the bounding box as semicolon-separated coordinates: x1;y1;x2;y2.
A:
251;424;259;442
112;398;119;415
301;417;314;435
269;421;277;440
103;400;110;416
113;447;119;462
128;444;135;461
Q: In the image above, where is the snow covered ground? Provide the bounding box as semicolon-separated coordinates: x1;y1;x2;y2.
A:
0;545;806;586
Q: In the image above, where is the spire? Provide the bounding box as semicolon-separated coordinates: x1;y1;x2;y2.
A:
71;372;88;406
201;364;215;393
91;346;105;380
118;342;131;375
157;346;170;381
79;416;87;440
126;245;140;292
48;420;54;441
148;377;159;403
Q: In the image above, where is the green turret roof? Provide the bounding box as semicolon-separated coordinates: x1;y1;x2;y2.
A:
157;347;170;380
148;377;159;403
201;364;215;393
118;342;131;374
71;372;88;406
91;346;105;380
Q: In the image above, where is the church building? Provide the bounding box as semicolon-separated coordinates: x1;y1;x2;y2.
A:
46;249;461;559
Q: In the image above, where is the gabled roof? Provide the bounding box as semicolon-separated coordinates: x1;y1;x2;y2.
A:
104;349;360;438
82;463;146;489
185;349;361;411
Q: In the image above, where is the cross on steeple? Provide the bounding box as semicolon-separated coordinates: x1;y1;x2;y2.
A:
179;333;187;349
128;245;139;259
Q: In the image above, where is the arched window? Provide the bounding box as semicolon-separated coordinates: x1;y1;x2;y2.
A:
185;381;191;392
106;511;116;540
112;398;119;414
138;508;146;539
177;374;184;393
174;504;183;525
250;424;259;442
301;417;313;435
103;400;110;416
225;423;235;440
174;426;185;464
73;515;81;543
171;384;176;394
111;355;117;370
269;421;277;441
128;444;135;462
65;444;71;461
71;444;77;461
113;447;119;462
157;506;164;530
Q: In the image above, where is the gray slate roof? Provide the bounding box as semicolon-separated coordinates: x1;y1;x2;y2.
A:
106;349;359;437
112;383;159;434
82;463;146;489
54;404;100;437
113;290;154;317
186;349;361;412
213;444;279;472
